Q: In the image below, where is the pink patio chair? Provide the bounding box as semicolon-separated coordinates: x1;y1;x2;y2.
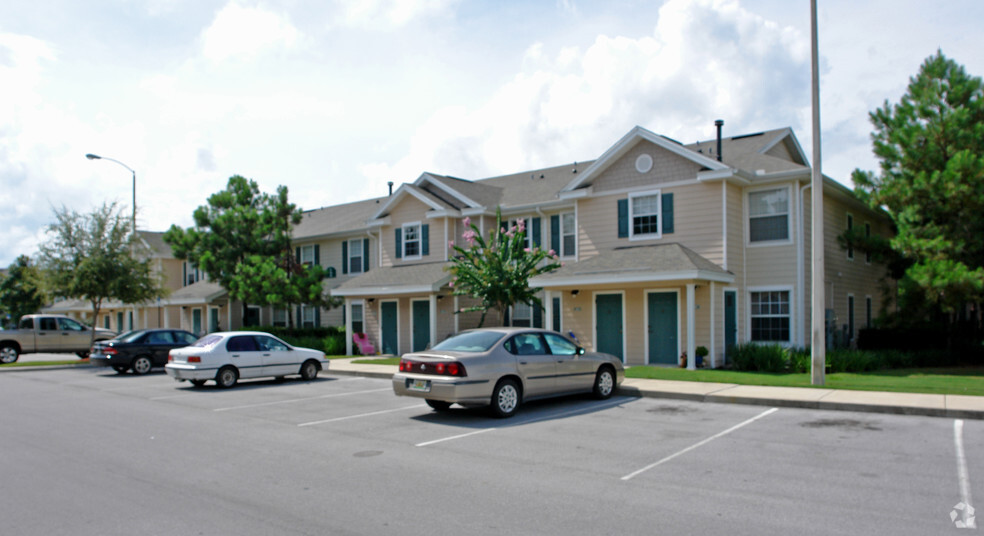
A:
352;332;376;356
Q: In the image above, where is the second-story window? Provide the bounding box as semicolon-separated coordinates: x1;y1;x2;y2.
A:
630;192;661;237
348;239;364;273
300;245;315;267
509;219;532;249
403;223;421;258
184;262;201;286
749;187;790;243
561;212;576;257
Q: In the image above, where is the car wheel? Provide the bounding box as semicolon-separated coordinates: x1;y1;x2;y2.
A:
215;366;238;388
593;366;615;400
190;379;207;388
0;344;20;364
76;351;90;359
299;360;319;381
489;378;521;418
112;365;129;374
131;356;153;375
425;399;452;411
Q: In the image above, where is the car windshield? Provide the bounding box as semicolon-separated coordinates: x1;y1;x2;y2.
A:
118;330;149;343
191;335;222;348
431;331;505;352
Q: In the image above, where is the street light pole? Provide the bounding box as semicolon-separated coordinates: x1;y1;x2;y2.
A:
85;153;136;235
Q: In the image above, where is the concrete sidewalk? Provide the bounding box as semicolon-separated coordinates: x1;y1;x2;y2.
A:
328;358;984;420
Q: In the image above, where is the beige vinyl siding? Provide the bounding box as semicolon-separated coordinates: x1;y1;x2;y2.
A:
591;140;703;193
765;140;794;161
161;259;184;291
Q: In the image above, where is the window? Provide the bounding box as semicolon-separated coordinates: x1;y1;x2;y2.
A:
506;333;546;355
403;223;421;258
348;239;364;273
510;302;532;327
866;296;872;328
58;318;84;331
630;192;661;237
749;188;790;242
39;317;57;331
750;290;790;342
227;336;259;352
846;214;854;260
184;262;201;286
299;245;315;267
351;303;364;334
543;333;577;355
561;212;576;257
509;219;532;250
301;305;316;328
273;308;288;328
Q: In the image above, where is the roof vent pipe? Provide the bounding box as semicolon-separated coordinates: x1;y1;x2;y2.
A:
714;119;724;162
387;181;394;196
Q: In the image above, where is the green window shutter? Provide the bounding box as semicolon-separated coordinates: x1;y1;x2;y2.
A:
395;229;402;259
533;303;543;328
363;238;370;272
342;241;348;274
422;224;429;256
182;263;187;286
295;247;301;262
314;244;320;266
315;308;321;327
662;193;674;234
327;267;336;278
550;215;560;253
617;199;628;238
296;306;301;327
532;217;541;247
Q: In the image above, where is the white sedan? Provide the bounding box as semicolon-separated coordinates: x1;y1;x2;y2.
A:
165;331;328;388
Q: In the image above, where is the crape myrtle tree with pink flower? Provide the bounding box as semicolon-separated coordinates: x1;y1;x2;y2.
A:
446;207;562;327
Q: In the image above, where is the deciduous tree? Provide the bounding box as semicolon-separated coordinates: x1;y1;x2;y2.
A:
0;255;47;327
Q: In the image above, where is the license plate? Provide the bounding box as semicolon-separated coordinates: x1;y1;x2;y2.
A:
408;379;431;393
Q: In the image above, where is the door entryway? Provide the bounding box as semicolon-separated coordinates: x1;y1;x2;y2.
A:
595;293;624;361
724;290;737;364
647;292;678;365
381;301;398;355
411;300;430;352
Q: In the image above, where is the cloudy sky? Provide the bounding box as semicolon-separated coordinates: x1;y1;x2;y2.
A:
2;0;982;267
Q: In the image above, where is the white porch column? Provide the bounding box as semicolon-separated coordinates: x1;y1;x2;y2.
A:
429;294;438;348
545;291;554;332
344;298;353;356
687;283;696;371
710;281;716;369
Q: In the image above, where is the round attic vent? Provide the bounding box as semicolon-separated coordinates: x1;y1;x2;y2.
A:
635;154;653;174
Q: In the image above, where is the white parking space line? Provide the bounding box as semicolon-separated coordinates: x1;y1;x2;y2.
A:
416;398;628;447
954;419;977;528
621;407;779;481
213;388;391;412
297;404;427;427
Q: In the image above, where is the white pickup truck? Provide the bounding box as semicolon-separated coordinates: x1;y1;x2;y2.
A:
0;314;117;364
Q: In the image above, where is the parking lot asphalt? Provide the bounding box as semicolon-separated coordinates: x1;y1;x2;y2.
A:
4;356;984;420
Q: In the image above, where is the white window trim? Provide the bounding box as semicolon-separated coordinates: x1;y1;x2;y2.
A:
628;189;662;241
300;304;317;328
746;185;794;247
560;211;577;258
348;238;365;274
300;244;315;267
508;218;533;250
746;286;794;345
351;299;365;333
402;222;422;260
509;301;533;327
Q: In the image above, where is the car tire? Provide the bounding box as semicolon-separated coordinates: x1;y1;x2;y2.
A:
425;399;452;411
489;378;521;418
190;379;207;388
215;366;238;388
593;366;615;400
131;356;153;375
299;360;319;381
112;365;129;374
1;344;20;364
76;351;90;359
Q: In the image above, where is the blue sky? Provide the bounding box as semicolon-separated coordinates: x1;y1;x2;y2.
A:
2;0;983;266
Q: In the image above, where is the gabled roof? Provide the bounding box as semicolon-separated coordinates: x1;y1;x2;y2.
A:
562;125;730;192
293;197;387;240
136;231;174;259
331;261;452;297
686;127;809;176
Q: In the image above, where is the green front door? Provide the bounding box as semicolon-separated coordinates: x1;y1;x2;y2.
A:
412;300;430;352
595;294;623;361
192;309;202;336
725;290;737;364
647;292;678;365
381;301;398;355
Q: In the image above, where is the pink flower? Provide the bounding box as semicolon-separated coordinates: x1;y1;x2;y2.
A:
463;229;477;246
516;218;525;233
448;240;455;248
463;217;471;227
548;249;556;256
523;248;531;253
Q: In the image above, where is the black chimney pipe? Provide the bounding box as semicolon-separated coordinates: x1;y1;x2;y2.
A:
714;119;724;162
387;181;394;196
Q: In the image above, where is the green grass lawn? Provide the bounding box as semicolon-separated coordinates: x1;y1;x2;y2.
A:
0;359;90;368
352;357;400;365
624;365;984;396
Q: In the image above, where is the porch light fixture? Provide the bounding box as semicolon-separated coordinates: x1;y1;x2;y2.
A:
570;289;580;296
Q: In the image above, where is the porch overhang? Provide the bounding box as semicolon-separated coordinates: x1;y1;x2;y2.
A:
332;262;453;298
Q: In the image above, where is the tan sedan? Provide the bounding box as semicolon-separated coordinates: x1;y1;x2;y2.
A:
392;327;624;417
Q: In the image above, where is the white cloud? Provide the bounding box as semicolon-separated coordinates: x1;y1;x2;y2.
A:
363;0;810;181
333;0;459;29
201;2;301;62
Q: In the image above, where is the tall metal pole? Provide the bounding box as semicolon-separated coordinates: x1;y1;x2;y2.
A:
85;154;137;235
810;0;826;385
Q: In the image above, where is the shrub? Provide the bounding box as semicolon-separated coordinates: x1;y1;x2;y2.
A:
731;343;788;373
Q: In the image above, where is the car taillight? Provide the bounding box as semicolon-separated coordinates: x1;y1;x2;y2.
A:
188;356;201;363
168;353;173;362
400;359;466;377
104;347;117;355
